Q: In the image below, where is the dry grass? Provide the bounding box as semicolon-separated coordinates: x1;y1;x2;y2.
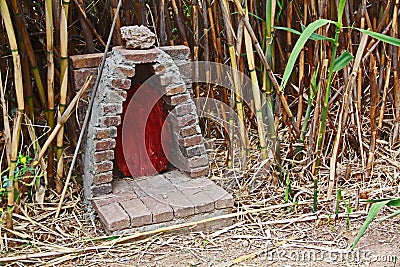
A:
0;130;399;266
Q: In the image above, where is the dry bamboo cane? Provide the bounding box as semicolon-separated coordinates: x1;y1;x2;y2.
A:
0;71;11;164
170;0;189;46
232;0;299;136
378;59;391;131
72;0;106;48
9;0;47;109
0;0;25;231
366;54;379;179
55;0;70;194
392;0;400;144
296;1;308;129
45;0;55;188
243;7;269;160
220;0;249;167
328;33;368;199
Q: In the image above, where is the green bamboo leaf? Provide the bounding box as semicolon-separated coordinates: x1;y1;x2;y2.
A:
358;28;400;47
275;26;335;42
351;200;391;249
338;0;346;24
387;199;400;207
280;19;335;90
333;51;354;72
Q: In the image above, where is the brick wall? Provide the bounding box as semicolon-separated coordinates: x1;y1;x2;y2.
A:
70;46;209;200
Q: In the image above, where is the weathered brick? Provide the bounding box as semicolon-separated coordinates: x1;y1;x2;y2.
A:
93;171;113;184
127;180;148;198
203;184;234;209
180;187;214;214
185;166;209;178
181;145;206;157
188;155;208;168
113;46;160;63
72;68;97;91
163;93;190;106
92;183;112;197
163;190;194;218
117;66;136;77
112;179;132;193
103;103;123;115
170;113;197;127
178;135;203;147
92;191;137;210
159;73;182;86
111;78;132;90
106;89;127;102
101;116;121;127
95;127;118;139
141;195;174;223
163;84;186;96
95;161;113;173
153;64;167;74
97;202;130;232
95;150;114;162
180;125;201;137
95;139;116;151
70;53;103;69
120;198;152;227
177;62;192;79
159;45;190;60
172;102;195;117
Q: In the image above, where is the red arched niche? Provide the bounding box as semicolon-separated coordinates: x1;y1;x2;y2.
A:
115;79;172;177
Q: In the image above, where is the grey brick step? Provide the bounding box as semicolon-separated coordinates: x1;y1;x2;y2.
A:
92;171;234;233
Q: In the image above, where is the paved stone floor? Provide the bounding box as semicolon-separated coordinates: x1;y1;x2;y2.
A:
92;170;234;233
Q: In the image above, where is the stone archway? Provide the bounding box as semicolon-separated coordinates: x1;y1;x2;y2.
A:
71;42;233;233
82;46;209;199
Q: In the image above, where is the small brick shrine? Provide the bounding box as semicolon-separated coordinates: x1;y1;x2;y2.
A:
70;31;233;233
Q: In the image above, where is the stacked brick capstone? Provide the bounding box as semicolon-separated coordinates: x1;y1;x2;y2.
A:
70;45;209;201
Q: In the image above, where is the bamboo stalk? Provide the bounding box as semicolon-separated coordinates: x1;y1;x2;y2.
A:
220;0;249;167
45;0;55;189
328;33;368;199
170;0;189;46
0;0;25;231
9;0;47;109
366;54;378;179
55;0;70;194
244;7;268;160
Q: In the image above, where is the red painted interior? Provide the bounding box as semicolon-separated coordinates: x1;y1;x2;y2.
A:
115;83;172;177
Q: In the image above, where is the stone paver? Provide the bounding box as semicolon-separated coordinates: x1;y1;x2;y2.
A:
92;191;137;210
203;183;234;209
135;175;177;195
112;179;132;193
97;202;130;232
164;170;191;185
163;190;195;218
120;198;152;227
141;195;174;223
94;171;233;232
180;187;215;214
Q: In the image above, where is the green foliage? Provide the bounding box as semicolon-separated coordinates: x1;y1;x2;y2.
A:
352;198;400;249
280;19;335;91
284;171;292;203
333;51;354;72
